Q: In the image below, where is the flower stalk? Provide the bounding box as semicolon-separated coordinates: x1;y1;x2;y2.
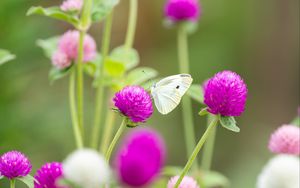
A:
201;114;217;171
174;115;219;188
125;0;138;50
10;179;15;188
69;70;83;148
105;118;127;162
177;23;198;169
91;12;114;149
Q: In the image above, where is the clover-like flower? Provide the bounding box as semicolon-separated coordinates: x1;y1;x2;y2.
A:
268;125;300;155
60;0;83;12
204;70;247;116
63;149;110;188
167;176;200;188
257;155;299;188
115;128;166;187
113;86;153;123
34;162;65;188
0;151;32;179
164;0;201;22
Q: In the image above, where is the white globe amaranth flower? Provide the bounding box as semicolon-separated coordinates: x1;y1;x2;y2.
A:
257;155;300;188
63;148;110;188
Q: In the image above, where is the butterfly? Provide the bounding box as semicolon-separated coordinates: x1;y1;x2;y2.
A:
151;74;193;115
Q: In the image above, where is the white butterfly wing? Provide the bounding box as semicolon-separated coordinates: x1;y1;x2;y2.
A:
151;74;193;114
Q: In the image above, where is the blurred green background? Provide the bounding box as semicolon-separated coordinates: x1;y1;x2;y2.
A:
0;0;299;187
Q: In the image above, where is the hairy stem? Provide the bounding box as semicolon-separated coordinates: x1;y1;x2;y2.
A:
124;0;138;50
100;109;117;153
201;114;217;171
10;179;15;188
91;12;114;149
177;23;198;169
105;118;127;162
69;70;83;148
174;116;219;188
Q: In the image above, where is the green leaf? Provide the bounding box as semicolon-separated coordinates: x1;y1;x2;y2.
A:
92;0;120;22
198;107;209;116
186;84;204;104
27;6;80;27
0;49;16;65
126;67;158;85
83;54;102;77
36;36;59;59
17;175;35;188
220;116;240;132
104;58;126;77
201;171;230;188
110;46;139;70
49;66;72;83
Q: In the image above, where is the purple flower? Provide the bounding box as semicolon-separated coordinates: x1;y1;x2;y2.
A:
34;162;65;188
268;125;300;155
164;0;201;22
204;70;247;116
115;128;166;187
0;151;32;179
52;50;71;69
113;86;153;123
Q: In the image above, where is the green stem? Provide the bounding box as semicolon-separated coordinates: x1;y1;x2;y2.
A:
105;118;127;162
174;115;219;188
69;70;84;148
124;0;138;50
91;12;114;149
201;114;217;171
100;109;116;153
10;179;15;188
177;23;198;169
76;30;85;139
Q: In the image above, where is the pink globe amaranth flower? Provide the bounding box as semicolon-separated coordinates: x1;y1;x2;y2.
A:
60;0;83;12
52;50;72;69
34;162;65;188
115;128;166;187
204;70;247;117
113;86;153;123
58;30;97;63
0;151;32;179
268;125;300;155
164;0;201;22
167;176;200;188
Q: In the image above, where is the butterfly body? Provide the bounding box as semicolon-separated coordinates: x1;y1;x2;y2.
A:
151;74;193;115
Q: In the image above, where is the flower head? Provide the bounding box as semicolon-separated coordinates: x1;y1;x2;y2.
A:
164;0;201;22
34;162;64;188
63;149;110;188
268;125;300;155
167;176;200;188
257;155;299;188
204;70;247;116
0;151;32;179
57;30;96;62
61;0;83;12
113;86;153;123
52;50;71;69
115;128;166;187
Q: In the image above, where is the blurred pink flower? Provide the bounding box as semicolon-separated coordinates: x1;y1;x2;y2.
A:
52;51;71;69
268;125;300;155
58;30;97;62
167;176;200;188
60;0;83;12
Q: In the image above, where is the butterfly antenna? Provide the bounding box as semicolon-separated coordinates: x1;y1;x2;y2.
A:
142;70;155;91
